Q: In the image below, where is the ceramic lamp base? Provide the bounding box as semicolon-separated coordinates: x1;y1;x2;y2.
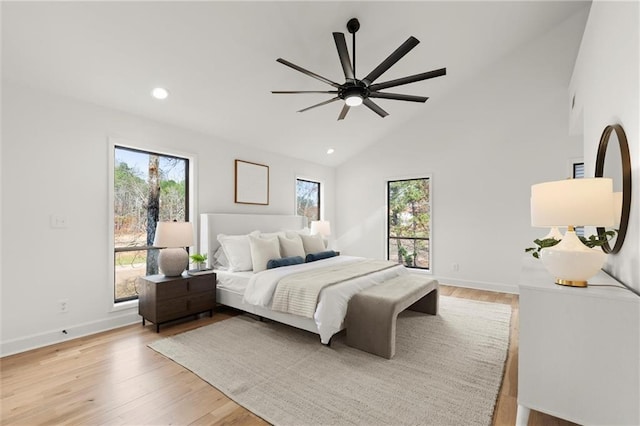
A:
543;227;564;240
540;230;606;287
158;247;188;277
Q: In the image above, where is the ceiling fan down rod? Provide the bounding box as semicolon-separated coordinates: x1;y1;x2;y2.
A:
352;31;356;77
347;18;360;78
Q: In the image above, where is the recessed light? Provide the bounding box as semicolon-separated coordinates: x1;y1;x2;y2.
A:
152;87;169;100
327;148;335;154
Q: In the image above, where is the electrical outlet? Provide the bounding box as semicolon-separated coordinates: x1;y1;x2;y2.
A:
452;263;459;272
58;299;69;313
50;215;68;229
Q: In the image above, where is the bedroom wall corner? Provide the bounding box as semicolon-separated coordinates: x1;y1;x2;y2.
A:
569;0;639;291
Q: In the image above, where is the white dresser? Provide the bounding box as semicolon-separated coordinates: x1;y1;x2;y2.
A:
517;258;640;426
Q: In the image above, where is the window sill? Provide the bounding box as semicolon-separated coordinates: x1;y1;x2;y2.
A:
407;268;433;275
110;299;138;313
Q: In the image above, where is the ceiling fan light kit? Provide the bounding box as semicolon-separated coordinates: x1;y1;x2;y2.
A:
344;91;364;107
272;18;446;120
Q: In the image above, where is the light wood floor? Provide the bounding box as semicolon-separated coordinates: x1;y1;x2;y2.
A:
1;286;577;426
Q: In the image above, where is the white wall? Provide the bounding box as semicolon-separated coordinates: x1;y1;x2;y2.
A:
0;82;335;355
335;9;587;293
570;1;639;291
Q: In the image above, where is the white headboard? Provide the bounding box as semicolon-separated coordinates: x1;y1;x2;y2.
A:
200;213;308;264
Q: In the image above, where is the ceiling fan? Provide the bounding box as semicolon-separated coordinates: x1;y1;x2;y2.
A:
272;18;446;120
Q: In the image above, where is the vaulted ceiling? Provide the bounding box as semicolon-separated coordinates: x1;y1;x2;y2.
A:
2;1;589;166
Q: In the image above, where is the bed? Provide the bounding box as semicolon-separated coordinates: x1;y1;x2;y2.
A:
200;213;407;343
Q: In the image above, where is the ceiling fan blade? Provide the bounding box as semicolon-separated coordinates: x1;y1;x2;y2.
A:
363;98;389;118
276;58;341;88
337;104;350;120
368;92;428;103
272;91;339;94
333;32;355;81
297;96;341;113
369;68;447;91
362;36;420;85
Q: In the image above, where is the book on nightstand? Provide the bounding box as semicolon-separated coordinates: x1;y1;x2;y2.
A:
187;268;215;276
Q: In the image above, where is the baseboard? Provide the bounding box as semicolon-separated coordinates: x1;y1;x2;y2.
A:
1;277;518;356
0;311;140;357
432;275;519;295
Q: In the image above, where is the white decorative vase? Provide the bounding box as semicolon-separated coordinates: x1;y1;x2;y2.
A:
540;230;606;287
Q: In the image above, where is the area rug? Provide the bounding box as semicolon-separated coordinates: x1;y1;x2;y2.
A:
149;296;511;426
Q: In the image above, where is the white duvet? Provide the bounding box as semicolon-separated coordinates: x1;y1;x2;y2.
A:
243;255;407;343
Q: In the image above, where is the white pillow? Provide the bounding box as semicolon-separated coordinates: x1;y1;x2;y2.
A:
249;235;281;272
278;234;306;258
217;232;258;272
284;228;310;238
212;246;229;270
260;231;285;240
300;233;326;255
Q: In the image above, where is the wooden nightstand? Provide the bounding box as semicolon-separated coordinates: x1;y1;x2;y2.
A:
138;272;216;332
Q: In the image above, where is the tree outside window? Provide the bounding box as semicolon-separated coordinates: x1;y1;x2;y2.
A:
387;177;431;270
296;178;320;222
113;146;189;303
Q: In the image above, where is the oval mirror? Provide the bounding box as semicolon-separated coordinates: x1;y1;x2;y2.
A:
595;124;632;254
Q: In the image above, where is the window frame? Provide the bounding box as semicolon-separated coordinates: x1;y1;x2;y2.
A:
385;174;433;273
108;138;197;311
567;157;584;179
571;159;585;237
295;176;323;222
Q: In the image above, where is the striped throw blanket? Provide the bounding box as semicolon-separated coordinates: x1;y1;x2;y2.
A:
271;259;398;318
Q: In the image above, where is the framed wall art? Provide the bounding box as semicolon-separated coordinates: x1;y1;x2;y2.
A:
234;159;269;205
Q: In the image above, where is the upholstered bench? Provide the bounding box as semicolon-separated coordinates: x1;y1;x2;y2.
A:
346;274;439;359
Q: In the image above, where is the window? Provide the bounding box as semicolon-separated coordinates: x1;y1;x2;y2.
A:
113;146;189;303
296;178;321;222
572;161;585;237
387;177;431;270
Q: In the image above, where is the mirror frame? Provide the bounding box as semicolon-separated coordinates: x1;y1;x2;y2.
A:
595;124;632;254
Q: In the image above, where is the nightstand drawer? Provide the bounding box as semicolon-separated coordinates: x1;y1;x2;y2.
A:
185;275;215;293
155;275;214;300
155;291;215;322
187;291;216;314
156;297;189;322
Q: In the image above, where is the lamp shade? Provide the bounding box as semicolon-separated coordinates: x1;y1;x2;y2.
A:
531;178;614;227
310;220;331;237
153;221;194;248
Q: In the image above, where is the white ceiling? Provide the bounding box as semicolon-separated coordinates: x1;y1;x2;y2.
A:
2;1;589;167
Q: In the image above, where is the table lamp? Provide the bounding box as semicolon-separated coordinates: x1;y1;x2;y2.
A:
530;178;614;287
153;221;194;277
310;220;331;249
310;220;331;237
